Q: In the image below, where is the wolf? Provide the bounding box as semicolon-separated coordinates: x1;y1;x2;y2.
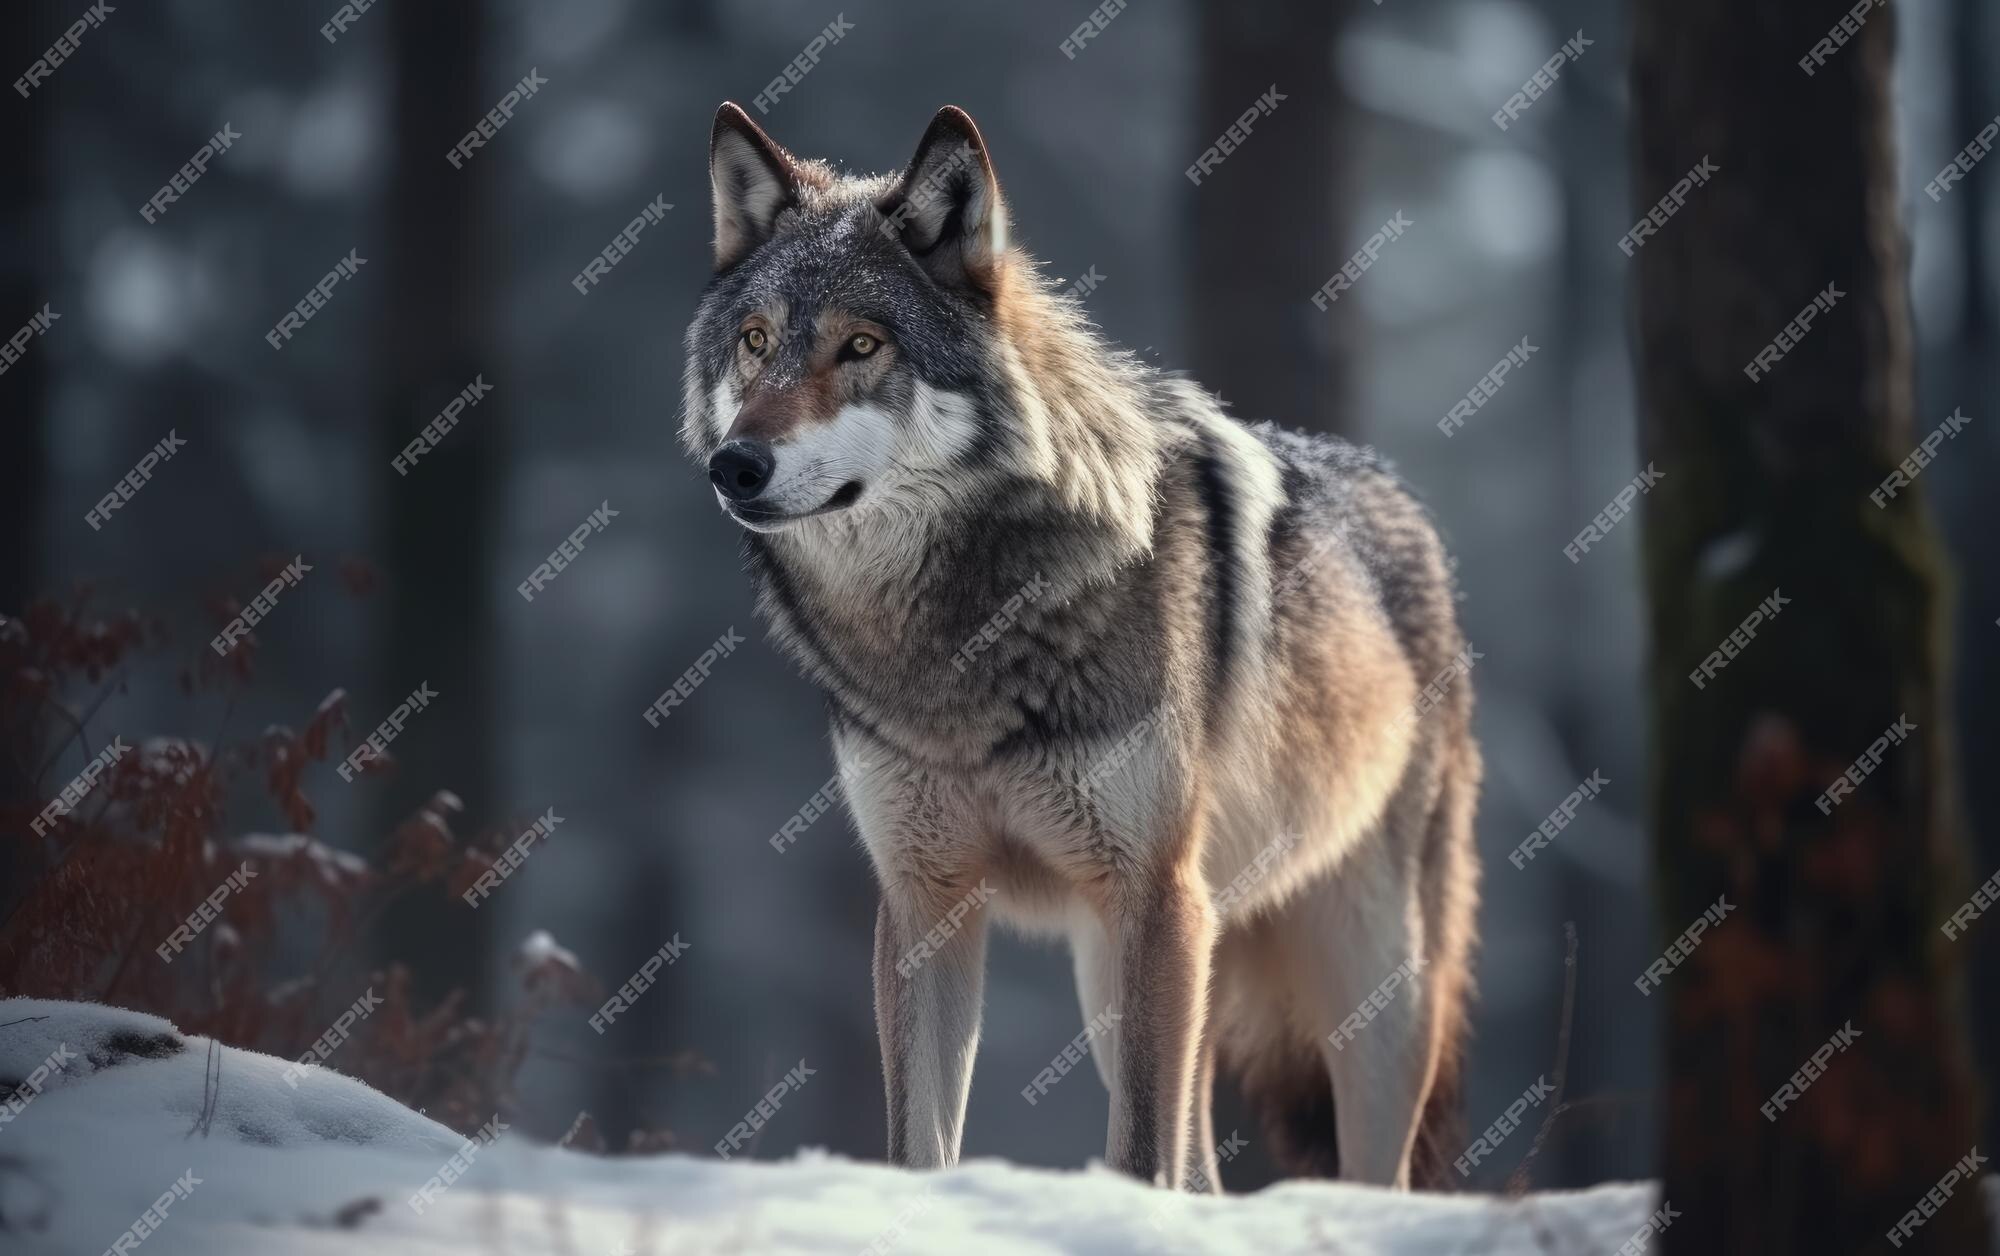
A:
682;102;1481;1192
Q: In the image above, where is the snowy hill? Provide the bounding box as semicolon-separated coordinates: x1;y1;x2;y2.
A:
0;999;1989;1254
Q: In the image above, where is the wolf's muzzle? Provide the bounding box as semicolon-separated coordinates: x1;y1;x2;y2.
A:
709;439;775;501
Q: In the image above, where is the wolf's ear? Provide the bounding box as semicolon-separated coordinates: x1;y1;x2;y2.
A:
709;103;807;270
877;107;1008;293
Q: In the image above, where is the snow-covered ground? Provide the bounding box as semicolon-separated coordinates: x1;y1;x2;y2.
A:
0;1000;1988;1254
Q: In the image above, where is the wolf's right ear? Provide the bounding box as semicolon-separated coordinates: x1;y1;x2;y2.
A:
709;103;806;271
877;107;1007;294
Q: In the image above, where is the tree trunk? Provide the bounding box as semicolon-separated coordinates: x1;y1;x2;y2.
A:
1633;2;1988;1251
0;0;49;616
368;0;501;1007
1189;1;1349;436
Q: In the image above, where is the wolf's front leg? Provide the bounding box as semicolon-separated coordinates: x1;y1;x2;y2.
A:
1104;873;1214;1187
872;891;988;1168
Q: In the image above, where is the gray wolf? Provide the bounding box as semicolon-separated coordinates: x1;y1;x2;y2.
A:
682;101;1481;1191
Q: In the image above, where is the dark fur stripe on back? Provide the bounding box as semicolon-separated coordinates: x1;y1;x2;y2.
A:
1191;431;1241;715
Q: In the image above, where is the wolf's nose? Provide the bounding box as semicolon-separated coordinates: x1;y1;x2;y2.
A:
709;440;775;501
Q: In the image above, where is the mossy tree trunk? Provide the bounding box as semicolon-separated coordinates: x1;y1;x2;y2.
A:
1632;1;1988;1251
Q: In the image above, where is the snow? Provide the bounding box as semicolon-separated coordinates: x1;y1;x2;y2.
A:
1;999;1992;1255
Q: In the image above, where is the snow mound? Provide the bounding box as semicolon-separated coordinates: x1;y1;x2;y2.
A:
1;999;1992;1254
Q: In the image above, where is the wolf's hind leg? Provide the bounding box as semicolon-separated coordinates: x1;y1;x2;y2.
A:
1284;848;1440;1189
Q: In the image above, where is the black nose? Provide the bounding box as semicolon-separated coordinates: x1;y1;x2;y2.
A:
708;440;775;501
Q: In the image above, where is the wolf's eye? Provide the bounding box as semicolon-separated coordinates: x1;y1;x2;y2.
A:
741;327;768;355
845;333;879;359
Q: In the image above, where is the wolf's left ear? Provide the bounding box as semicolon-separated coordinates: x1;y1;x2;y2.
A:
710;102;810;270
878;107;1008;293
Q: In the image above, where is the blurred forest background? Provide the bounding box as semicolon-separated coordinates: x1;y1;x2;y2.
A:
2;0;1994;1196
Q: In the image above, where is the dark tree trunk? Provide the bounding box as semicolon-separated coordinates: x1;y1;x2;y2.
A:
368;0;501;1006
1189;1;1349;436
0;0;49;616
1633;2;1988;1251
1948;0;2000;1157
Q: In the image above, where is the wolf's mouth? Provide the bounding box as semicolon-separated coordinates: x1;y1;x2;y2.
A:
723;480;864;530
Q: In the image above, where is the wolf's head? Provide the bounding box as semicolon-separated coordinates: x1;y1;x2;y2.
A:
683;105;1162;557
682;103;1022;535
